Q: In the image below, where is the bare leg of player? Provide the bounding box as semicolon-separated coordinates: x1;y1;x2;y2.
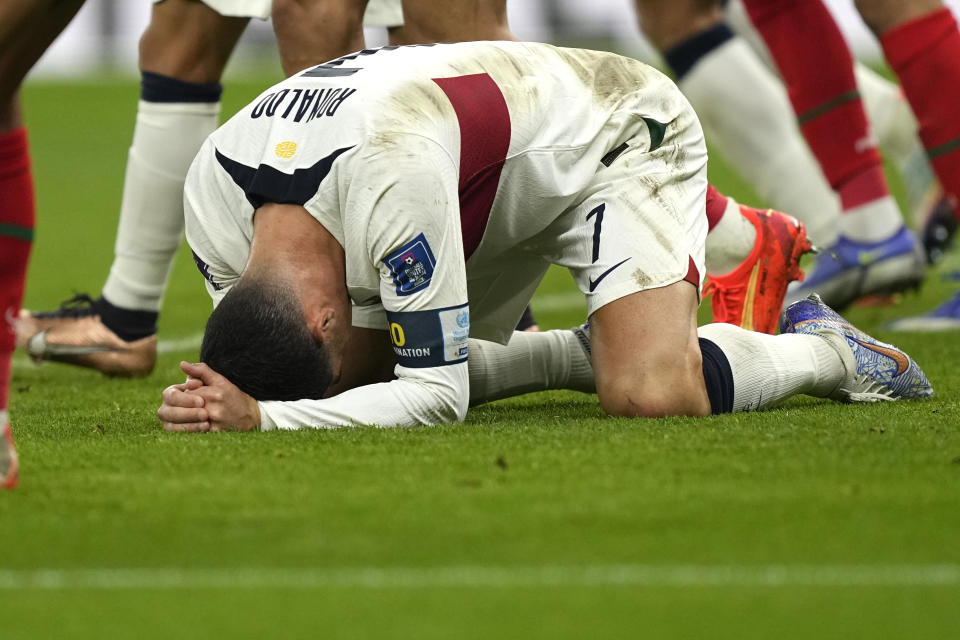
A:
272;0;369;76
386;0;514;44
0;0;88;489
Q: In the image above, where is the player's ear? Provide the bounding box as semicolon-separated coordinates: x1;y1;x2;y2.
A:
307;306;344;384
307;307;337;344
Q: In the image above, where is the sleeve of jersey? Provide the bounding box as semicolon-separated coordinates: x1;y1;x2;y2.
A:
259;138;471;431
258;364;468;430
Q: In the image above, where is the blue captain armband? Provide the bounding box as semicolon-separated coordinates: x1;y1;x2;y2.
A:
385;304;469;368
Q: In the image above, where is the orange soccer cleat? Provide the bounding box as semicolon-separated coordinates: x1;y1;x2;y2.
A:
704;206;813;334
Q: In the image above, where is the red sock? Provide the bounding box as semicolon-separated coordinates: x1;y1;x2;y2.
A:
0;127;35;411
706;183;726;231
882;8;960;218
742;0;890;210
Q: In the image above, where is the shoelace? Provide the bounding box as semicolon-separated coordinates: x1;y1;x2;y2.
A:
31;293;99;319
702;279;742;322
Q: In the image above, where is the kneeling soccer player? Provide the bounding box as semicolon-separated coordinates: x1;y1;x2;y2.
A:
158;41;932;432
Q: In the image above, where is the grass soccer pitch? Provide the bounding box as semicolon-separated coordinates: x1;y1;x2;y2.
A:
2;76;959;639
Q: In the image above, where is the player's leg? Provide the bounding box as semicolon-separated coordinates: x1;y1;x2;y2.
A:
272;0;368;76
741;0;925;310
636;0;840;245
1;0;87;488
107;0;247;323
703;184;811;334
0;111;32;488
17;0;249;376
590;282;711;417
465;293;933;412
724;0;951;264
859;0;960;329
862;0;960;226
386;0;514;45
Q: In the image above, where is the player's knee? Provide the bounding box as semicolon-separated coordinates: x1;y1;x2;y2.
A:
596;347;709;418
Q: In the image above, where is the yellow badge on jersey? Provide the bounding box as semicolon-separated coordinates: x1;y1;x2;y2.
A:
274;141;297;159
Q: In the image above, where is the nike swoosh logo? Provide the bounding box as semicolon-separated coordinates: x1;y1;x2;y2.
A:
849;336;910;376
588;258;630;292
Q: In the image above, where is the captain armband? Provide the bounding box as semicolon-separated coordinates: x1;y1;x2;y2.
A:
384;304;469;368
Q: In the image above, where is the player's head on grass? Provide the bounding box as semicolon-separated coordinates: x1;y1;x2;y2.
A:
200;277;334;401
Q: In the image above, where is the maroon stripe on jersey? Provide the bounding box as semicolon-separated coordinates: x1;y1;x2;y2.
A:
683;255;701;288
432;73;511;259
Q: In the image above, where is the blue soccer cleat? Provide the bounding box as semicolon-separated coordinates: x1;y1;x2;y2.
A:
882;287;960;332
779;294;934;402
783;226;926;311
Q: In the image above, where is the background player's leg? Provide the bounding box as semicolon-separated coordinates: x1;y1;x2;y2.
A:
863;0;960;329
867;0;960;219
703;185;812;334
0;120;32;489
387;0;514;45
0;0;87;488
724;0;948;261
102;0;247;324
0;0;87;125
272;0;368;76
742;0;925;310
17;0;248;376
638;0;840;244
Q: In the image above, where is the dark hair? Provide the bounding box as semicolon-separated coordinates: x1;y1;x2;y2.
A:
200;278;333;401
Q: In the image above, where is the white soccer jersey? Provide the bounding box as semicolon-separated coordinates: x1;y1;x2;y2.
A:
184;41;707;430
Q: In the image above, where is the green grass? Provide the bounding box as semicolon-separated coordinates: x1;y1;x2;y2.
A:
2;76;960;639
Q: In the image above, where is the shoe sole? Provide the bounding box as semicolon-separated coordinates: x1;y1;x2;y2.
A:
25;330;157;377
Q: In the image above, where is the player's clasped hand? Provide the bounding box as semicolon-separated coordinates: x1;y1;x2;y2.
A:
158;361;261;432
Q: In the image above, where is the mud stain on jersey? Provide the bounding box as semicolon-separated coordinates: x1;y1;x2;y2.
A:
553;47;653;110
367;81;454;151
632;268;654;288
639;175;682;227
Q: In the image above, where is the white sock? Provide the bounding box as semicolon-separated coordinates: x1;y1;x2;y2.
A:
101;100;220;311
698;322;845;411
704;196;757;276
838;196;904;244
678;37;840;245
467;329;595;405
